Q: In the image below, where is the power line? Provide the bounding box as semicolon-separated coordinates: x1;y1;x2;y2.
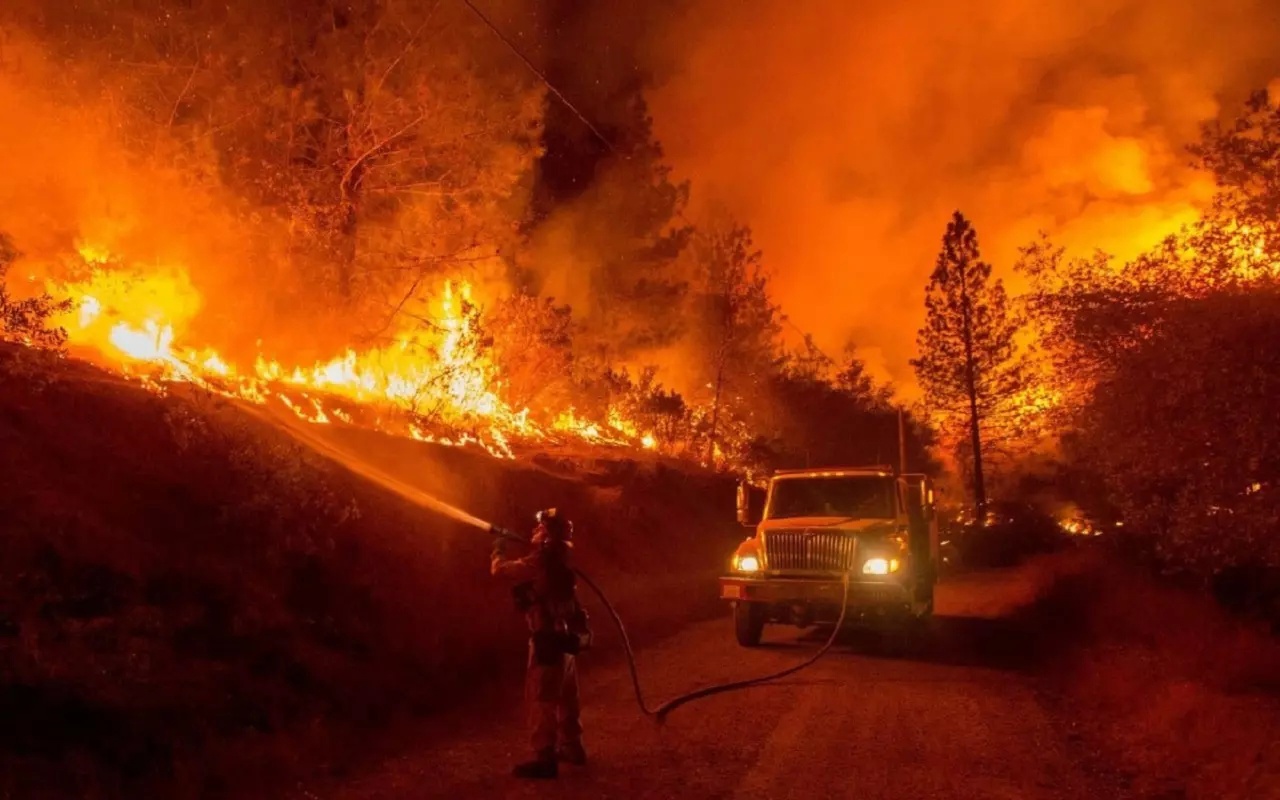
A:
782;315;836;363
458;0;619;157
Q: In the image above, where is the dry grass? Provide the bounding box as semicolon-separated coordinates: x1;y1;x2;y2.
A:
1039;556;1280;800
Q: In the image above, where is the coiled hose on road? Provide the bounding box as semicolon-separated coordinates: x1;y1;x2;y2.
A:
572;566;852;723
488;522;856;720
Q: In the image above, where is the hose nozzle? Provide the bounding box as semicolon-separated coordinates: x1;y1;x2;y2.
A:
489;524;526;544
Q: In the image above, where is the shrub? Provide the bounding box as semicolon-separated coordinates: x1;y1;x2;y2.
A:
0;233;71;351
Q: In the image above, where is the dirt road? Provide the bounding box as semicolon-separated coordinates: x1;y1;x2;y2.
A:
329;559;1114;800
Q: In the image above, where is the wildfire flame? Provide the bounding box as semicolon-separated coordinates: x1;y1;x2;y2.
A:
41;243;659;459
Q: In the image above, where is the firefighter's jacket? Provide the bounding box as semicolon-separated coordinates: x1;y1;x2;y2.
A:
491;540;578;636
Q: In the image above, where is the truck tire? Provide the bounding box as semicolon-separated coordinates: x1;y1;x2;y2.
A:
912;597;934;621
915;563;937;608
884;606;932;656
734;602;766;647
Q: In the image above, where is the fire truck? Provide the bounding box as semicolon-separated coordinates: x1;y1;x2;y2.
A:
719;467;939;647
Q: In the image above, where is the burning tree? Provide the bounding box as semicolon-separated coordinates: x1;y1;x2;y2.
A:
1186;89;1280;287
1073;290;1280;572
24;0;545;343
836;353;894;411
0;2;943;477
1020;89;1280;588
912;212;1025;515
255;0;544;307
0;234;69;351
687;219;782;465
524;94;693;364
485;292;575;412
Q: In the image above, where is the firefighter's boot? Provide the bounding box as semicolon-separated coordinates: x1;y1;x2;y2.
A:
557;742;587;766
513;750;558;780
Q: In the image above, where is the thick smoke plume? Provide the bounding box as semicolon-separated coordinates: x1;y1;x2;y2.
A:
647;0;1280;387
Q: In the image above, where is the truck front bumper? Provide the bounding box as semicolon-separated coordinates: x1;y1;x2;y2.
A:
719;576;910;607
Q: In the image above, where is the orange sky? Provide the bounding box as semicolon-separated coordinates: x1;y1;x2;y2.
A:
648;0;1280;389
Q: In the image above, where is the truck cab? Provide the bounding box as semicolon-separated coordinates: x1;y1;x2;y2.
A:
720;467;939;647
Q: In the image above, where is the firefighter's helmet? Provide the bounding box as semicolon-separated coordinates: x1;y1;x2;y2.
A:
534;507;573;543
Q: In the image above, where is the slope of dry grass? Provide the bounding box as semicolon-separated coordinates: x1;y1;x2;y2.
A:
1036;557;1280;800
0;345;744;798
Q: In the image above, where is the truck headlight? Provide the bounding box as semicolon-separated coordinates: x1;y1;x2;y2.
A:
734;554;760;573
862;557;900;575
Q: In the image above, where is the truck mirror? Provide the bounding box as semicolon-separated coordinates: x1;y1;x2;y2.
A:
736;481;763;527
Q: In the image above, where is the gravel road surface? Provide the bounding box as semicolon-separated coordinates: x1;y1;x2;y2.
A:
330;560;1111;800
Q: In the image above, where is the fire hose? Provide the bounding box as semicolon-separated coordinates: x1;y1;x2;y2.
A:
489;523;852;723
243;403;853;723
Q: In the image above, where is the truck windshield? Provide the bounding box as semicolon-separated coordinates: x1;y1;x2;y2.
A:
765;476;896;520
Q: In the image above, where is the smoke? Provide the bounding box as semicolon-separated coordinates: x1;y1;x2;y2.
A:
645;0;1280;388
0;32;278;359
0;5;542;365
7;0;1280;401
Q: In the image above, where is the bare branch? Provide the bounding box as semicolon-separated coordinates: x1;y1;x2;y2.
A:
359;272;429;343
357;249;498;274
366;186;448;197
186;111;255;143
340;114;427;199
167;49;202;129
367;7;441;109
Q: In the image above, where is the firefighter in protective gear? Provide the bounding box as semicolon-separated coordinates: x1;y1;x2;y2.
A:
491;508;587;779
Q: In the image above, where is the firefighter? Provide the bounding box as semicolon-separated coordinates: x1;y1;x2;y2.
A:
491;508;588;779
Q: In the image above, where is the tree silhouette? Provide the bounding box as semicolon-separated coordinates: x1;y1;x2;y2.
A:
912;212;1024;515
689;220;781;465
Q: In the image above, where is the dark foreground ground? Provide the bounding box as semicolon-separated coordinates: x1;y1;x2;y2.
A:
317;554;1280;800
1;346;1277;799
329;557;1101;800
0;346;739;798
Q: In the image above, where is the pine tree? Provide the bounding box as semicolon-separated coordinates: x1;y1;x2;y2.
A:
911;212;1024;516
690;220;781;465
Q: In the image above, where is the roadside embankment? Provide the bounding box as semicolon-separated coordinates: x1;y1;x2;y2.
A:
0;346;743;798
1030;553;1280;800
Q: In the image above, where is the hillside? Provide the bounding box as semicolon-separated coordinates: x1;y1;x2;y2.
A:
0;345;745;798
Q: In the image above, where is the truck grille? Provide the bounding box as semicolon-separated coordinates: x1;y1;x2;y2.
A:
764;530;857;572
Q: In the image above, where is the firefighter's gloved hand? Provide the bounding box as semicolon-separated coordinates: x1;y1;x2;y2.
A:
492;538;507;559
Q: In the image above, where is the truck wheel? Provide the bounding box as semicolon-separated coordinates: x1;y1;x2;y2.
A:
915;566;937;607
885;606;932;656
734;602;766;647
912;597;934;621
